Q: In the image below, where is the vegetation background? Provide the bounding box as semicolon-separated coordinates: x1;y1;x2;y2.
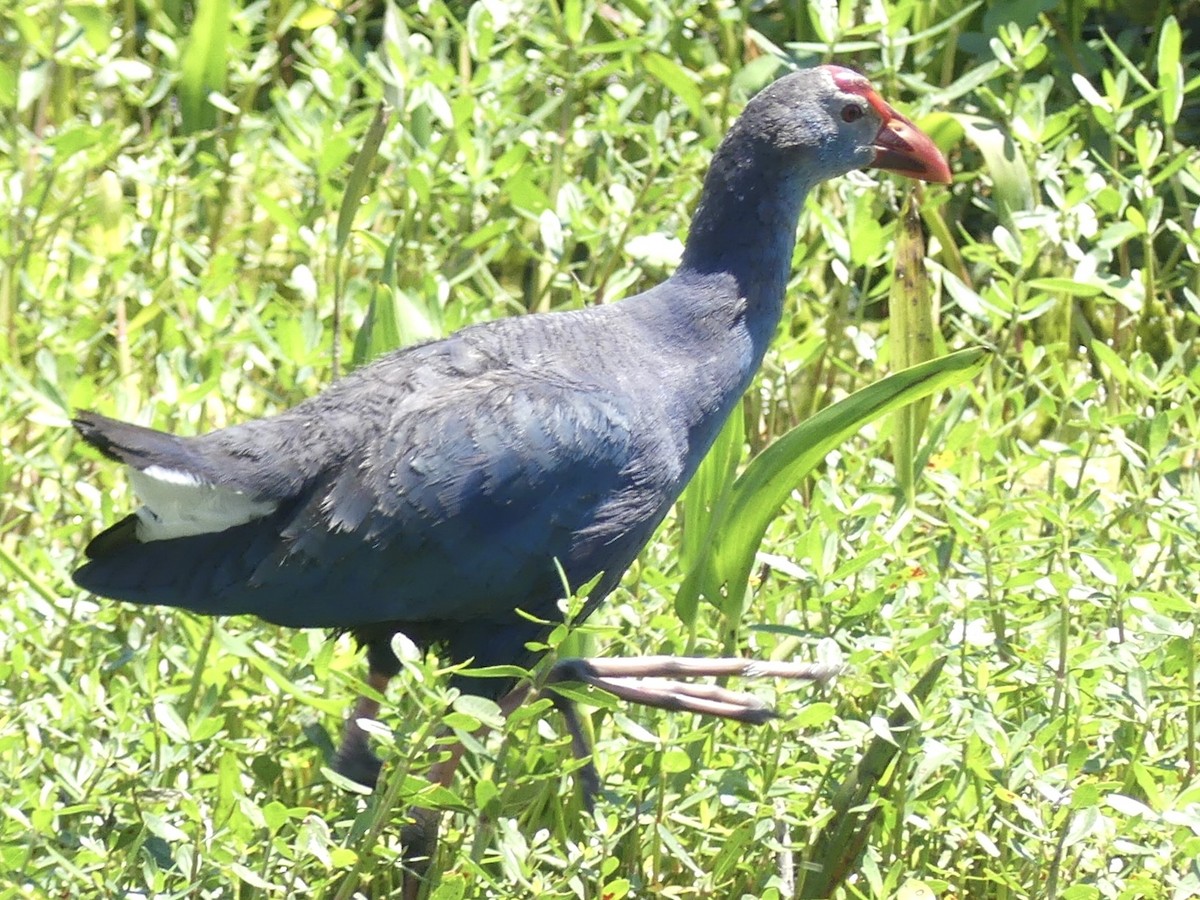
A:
2;0;1199;897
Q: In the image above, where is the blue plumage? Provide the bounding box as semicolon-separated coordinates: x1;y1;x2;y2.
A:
72;66;951;785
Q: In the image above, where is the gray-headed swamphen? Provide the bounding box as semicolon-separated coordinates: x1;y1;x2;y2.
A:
73;66;950;798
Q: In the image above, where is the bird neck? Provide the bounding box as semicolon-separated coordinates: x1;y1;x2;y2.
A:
676;144;811;350
621;149;813;469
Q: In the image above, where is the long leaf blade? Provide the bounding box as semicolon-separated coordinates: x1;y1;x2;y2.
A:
178;0;231;135
695;347;989;618
675;410;744;627
890;192;936;502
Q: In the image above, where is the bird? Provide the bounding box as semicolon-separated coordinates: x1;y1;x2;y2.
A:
72;65;951;794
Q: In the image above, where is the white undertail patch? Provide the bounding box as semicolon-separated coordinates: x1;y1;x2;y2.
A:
129;465;278;541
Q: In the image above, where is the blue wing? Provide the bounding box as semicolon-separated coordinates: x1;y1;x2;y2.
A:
74;324;685;640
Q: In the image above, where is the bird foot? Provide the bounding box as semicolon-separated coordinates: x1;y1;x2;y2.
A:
547;655;840;722
543;655;841;808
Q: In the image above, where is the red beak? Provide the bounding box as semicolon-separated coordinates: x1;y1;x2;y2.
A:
864;90;952;184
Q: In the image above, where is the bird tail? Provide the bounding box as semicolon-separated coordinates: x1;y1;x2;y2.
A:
71;410;295;621
73;410;201;472
72;513;279;616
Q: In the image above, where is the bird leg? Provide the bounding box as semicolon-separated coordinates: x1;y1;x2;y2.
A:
543;655;841;806
399;753;459;900
332;669;392;787
400;681;534;900
333;640;403;789
350;650;839;893
547;691;602;806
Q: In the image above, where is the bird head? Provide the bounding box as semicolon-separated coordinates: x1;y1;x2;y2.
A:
731;65;952;186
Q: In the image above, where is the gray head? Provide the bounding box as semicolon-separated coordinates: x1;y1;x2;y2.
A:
679;64;949;277
720;65;951;187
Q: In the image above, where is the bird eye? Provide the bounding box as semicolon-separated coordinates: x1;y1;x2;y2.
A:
841;104;864;123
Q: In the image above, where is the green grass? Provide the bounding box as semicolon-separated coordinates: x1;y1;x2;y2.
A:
3;1;1200;898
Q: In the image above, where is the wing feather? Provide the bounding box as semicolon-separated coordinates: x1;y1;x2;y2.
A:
74;309;689;636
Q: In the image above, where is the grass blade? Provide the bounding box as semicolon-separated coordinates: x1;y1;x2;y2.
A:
333;102;392;377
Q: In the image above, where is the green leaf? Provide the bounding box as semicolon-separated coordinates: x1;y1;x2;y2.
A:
790;702;837;728
660;748;692;774
643;53;711;132
562;0;584;43
1026;277;1104;298
177;0;231;135
336;103;390;255
679;348;989;621
297;1;340;30
889;192;935;503
1090;339;1130;383
1105;793;1154;818
675;408;744;626
896;879;937;900
955;114;1034;230
154;700;190;742
230;862;276;889
1071;73;1109;110
452;694;504;730
1156;15;1182;125
430;876;468;900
